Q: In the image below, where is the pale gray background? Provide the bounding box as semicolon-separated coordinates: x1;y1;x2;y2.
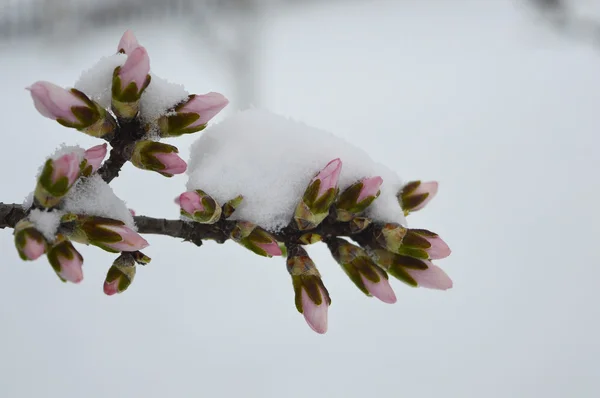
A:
1;1;599;397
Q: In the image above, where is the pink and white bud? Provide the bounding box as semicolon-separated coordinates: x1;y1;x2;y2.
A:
178;191;204;215
118;46;150;92
154;152;187;176
361;272;397;304
47;240;84;284
27;81;88;124
180;93;229;129
84;143;108;174
117;29;140;54
424;235;451;260
301;286;329;334
129;209;136;217
51;153;82;187
314;158;342;198
256;241;283;257
99;225;149;252
14;220;47;261
405;262;453;290
357;176;383;203
22;236;46;261
400;181;439;213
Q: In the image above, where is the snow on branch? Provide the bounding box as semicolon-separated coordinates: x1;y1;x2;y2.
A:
2;29;453;334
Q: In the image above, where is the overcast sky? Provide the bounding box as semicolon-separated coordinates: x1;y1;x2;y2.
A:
1;1;599;397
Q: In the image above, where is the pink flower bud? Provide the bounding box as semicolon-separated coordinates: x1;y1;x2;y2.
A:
117;29;140;54
423;235;451;260
153;152;187;176
99;225;149;252
22;236;46;261
314;158;342;198
84;143;108;174
400;181;439;213
129;209;136;217
27;81;88;124
179;93;229;129
301;286;329;334
361;270;397;304
178;191;204;215
47;240;84;283
405;261;453;290
256;241;283;257
118;46;150;92
357;176;383;203
14;220;46;261
51;153;82;187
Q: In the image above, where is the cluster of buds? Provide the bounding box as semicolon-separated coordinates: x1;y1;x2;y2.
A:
285;159;452;333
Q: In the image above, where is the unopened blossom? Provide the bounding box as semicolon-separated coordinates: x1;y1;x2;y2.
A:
335;176;383;221
230;221;282;257
47;239;84;283
13;220;46;261
27;81;116;139
131;141;187;177
82;143;108;176
294;158;342;230
178;190;222;224
398;180;439;214
287;245;330;334
35;152;83;208
158;92;229;137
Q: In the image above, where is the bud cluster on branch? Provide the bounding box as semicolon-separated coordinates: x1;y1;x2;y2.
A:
1;30;452;334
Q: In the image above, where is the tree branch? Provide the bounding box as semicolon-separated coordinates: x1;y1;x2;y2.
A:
98;118;146;183
0;203;375;247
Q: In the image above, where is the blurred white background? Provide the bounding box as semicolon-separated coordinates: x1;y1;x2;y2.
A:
0;0;599;397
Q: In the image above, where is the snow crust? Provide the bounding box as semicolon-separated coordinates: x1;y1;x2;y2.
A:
187;109;406;231
28;209;63;241
139;73;189;125
75;54;126;108
63;174;135;228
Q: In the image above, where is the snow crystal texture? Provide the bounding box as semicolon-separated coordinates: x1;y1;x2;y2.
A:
63;175;135;228
187;109;406;231
75;54;126;108
29;209;63;242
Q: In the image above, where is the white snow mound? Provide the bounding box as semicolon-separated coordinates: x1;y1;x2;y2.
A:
63;174;135;229
187;109;406;231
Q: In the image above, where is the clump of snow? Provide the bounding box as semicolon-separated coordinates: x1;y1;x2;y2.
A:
74;53;127;108
50;144;85;161
62;174;136;229
187;109;406;231
29;209;64;241
139;73;189;135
